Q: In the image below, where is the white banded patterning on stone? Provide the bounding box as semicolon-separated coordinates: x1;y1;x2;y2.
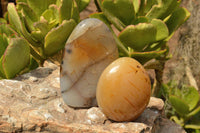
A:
60;18;118;107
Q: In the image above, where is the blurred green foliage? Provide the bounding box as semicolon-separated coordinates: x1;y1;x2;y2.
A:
162;82;200;132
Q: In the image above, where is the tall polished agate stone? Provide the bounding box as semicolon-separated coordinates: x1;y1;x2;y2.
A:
60;18;118;107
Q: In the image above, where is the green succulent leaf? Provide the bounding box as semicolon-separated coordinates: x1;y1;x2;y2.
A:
150;19;169;41
170;116;184;126
41;7;59;28
0;24;17;37
169;95;190;116
146;0;180;20
17;2;38;22
186;108;200;129
0;18;7;24
144;40;166;51
118;23;156;51
31;30;44;43
0;34;8;57
71;0;80;23
101;0;135;26
181;86;199;111
75;0;90;12
33;18;50;38
7;3;23;34
161;83;170;98
185;124;200;130
132;0;140;14
7;3;39;47
27;0;56;16
17;0;27;3
0;38;30;79
187;106;200;118
28;56;39;70
100;9;125;31
132;16;149;25
166;7;191;36
59;0;72;23
143;0;158;15
42;5;59;25
44;19;76;56
170;87;182;98
130;48;167;64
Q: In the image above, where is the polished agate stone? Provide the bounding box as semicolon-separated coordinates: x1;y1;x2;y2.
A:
60;18;118;107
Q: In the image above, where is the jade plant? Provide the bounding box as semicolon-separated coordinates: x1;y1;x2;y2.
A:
0;19;37;79
5;0;90;66
92;0;191;96
162;82;200;132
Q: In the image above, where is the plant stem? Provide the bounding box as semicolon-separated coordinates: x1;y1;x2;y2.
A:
144;60;165;97
109;28;130;57
29;46;45;66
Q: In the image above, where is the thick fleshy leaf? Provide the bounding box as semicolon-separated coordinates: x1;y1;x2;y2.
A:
144;41;166;51
27;0;56;16
28;56;39;70
96;0;124;31
166;7;190;36
0;38;30;79
76;0;90;12
100;8;125;31
31;30;44;43
133;0;141;13
16;0;27;3
0;18;7;24
118;23;156;51
0;58;5;78
102;0;135;26
170;116;184;126
44;19;76;56
187;106;200;118
33;18;50;39
17;2;38;32
42;5;59;25
161;83;170;98
181;86;199;111
59;0;73;23
150;19;169;41
0;34;8;57
169;95;190;116
0;24;17;37
7;3;23;34
71;0;80;23
7;3;39;47
144;0;158;14
132;16;149;25
17;2;38;22
130;49;167;64
185;106;200;129
42;6;59;28
146;0;180;20
18;55;39;74
185;124;200;130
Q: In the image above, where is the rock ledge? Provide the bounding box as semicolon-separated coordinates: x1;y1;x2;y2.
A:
0;62;185;133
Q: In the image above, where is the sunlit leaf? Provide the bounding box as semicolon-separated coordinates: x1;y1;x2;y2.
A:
44;19;76;56
0;38;30;79
169;95;190;116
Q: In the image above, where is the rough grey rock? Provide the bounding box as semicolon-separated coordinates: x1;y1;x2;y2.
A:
0;61;185;133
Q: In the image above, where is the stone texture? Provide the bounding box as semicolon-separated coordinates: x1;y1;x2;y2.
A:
163;1;200;90
0;61;185;133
